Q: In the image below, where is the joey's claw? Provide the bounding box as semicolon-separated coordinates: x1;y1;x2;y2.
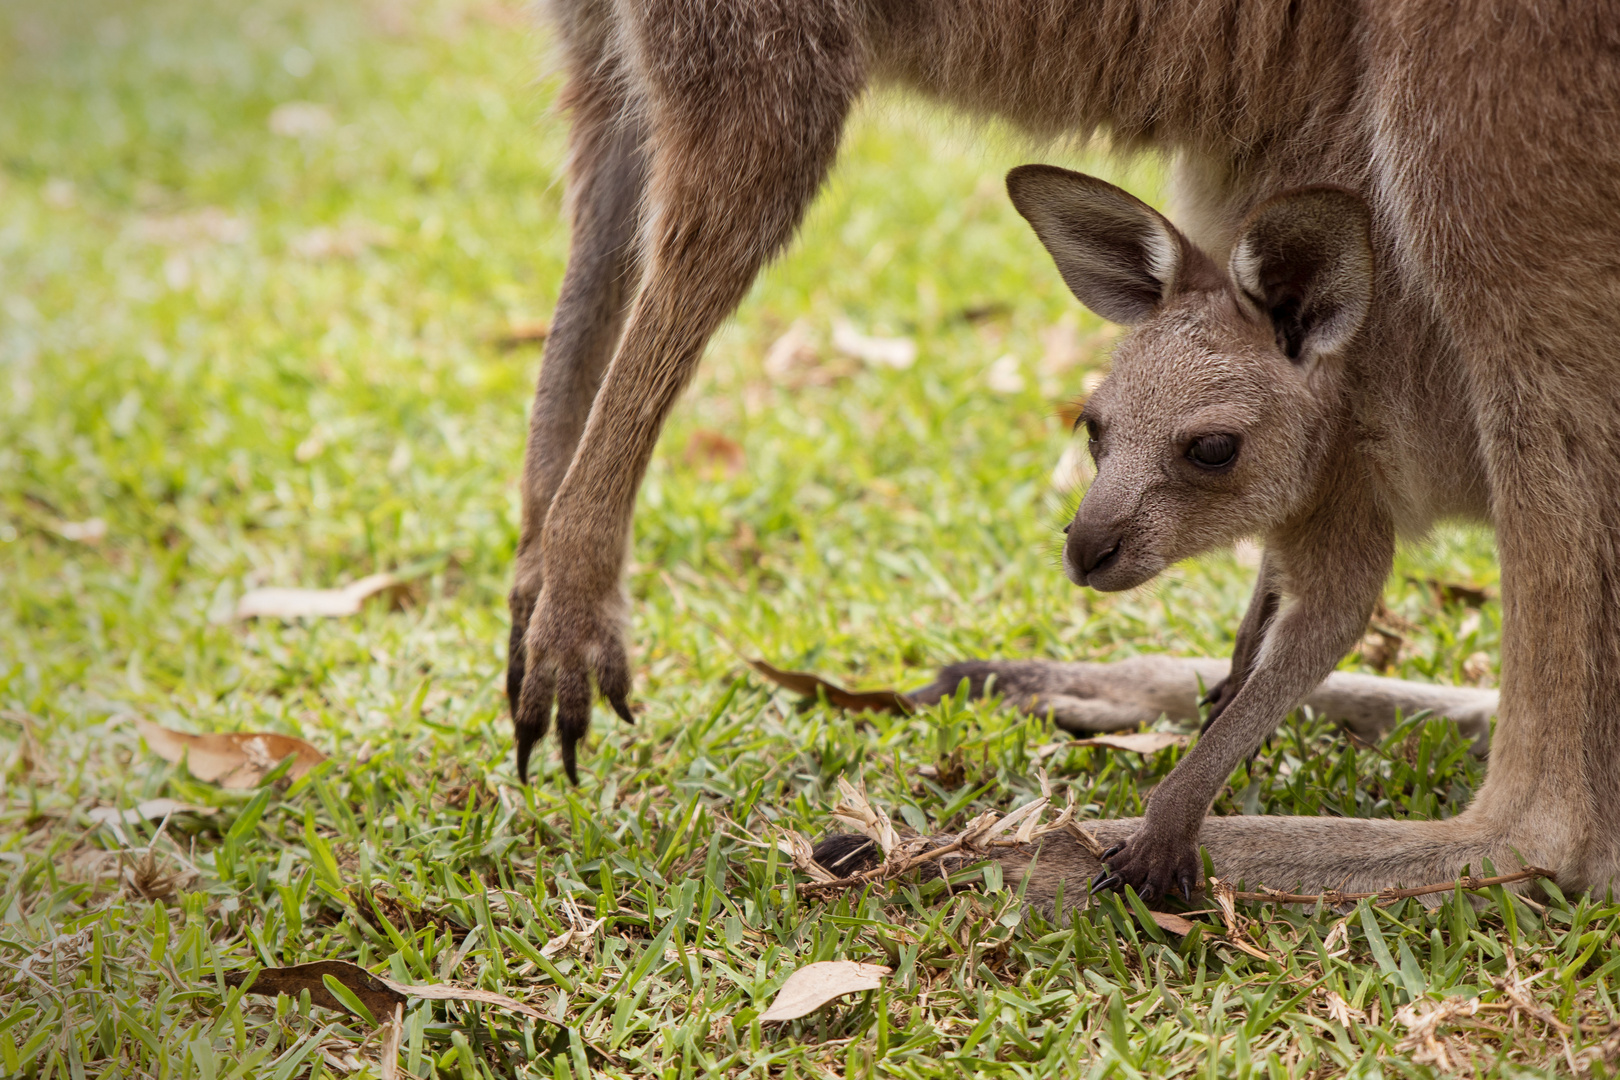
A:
1100;826;1202;906
1090;871;1122;896
1178;871;1198;904
1101;842;1126;860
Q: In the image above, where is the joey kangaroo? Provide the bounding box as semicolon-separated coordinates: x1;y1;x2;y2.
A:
519;0;1620;904
1007;168;1475;901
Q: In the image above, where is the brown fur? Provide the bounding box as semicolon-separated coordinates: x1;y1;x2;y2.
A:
514;0;1620;905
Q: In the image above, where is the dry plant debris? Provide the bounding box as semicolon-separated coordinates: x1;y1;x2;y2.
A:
132;717;326;787
235;571;401;619
758;961;892;1022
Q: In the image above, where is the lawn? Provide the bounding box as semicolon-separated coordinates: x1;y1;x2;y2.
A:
2;0;1614;1076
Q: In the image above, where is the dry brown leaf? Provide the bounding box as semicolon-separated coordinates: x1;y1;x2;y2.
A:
832;321;916;370
88;799;215;844
133;718;325;788
494;317;550;348
684;430;747;478
268;102;334;137
228;959;551;1023
758;961;891;1023
748;660;914;715
1069;732;1189;754
290;222;393;260
777;829;840;883
540;895;606;958
52;518;107;543
829;778;902;858
1463;650;1494;685
379;1004;404;1080
88;798;215;827
236;572;399;619
1148;910;1196;935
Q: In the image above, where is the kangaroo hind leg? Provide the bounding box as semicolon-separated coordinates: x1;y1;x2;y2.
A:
508;3;649;722
514;0;869;782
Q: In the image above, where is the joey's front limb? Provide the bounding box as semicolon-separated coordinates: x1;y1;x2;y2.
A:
1098;513;1394;902
1200;562;1282;732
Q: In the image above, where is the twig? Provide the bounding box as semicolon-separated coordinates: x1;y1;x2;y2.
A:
1229;867;1552;906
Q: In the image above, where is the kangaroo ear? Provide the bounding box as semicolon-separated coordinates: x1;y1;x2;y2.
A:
1006;165;1186;326
1230;188;1373;366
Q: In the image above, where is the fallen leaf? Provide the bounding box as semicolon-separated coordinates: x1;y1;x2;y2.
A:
758;961;891;1022
1415;577;1494;608
1039;317;1082;376
829;778;901;859
748;660;914;715
1358;628;1402;672
228;959;551;1022
1069;732;1190;754
290;222;393;260
269;101;335;137
684;430;746;478
236;572;399;619
1050;441;1092;492
764;320;816;378
379;1004;404;1080
1463;650;1493;685
494;317;550;348
984;354;1026;394
540;895;606;958
132;718;326;788
1149;910;1196;935
832;321;916;370
87;799;215;843
131;207;249;246
776;828;840;883
52;518;107;543
955;302;1012;325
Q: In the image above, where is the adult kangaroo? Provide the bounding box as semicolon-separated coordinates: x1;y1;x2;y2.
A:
512;0;1620;902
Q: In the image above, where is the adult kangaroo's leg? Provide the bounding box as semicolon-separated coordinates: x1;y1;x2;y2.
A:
1369;2;1620;893
508;7;648;717
514;0;868;783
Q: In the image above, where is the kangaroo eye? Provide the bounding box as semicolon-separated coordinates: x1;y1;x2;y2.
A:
1084;419;1101;449
1187;433;1239;470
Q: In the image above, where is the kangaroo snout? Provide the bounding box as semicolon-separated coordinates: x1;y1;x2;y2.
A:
1063;513;1126;588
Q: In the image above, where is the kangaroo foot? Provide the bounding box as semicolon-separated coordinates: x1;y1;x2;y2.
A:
513;582;634;783
810;809;1550;916
1093;825;1201;904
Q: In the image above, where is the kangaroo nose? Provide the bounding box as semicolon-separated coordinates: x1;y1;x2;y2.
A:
1063;520;1123;584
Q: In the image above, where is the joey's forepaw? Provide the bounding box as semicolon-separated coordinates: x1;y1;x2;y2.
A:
1091;827;1202;905
513;588;633;785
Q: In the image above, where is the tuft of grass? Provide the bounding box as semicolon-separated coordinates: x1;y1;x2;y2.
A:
5;0;1609;1076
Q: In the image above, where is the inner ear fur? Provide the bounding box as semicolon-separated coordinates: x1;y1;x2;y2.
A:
1229;187;1374;365
1007;164;1197;325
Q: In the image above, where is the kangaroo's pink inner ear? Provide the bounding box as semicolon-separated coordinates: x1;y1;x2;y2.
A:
1007;164;1185;326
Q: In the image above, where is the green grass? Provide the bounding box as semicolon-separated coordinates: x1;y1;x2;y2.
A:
3;0;1614;1076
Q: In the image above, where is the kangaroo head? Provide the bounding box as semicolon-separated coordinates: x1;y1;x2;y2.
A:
1007;165;1373;591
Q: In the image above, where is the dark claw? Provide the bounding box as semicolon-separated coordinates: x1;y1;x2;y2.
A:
1090;871;1122;896
1179;872;1197;903
506;619;528;719
513;667;556;784
1101;842;1126;861
610;695;635;724
554;668;593;787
